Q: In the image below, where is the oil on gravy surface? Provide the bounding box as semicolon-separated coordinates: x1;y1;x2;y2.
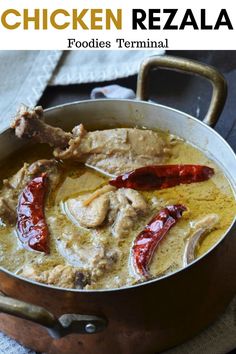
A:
0;132;235;290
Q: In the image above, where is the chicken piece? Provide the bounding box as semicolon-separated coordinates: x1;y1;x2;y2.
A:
183;213;219;266
12;106;170;176
120;188;148;211
0;159;60;225
66;193;110;228
65;186;148;239
12;105;71;149
21;264;86;289
47;212;120;286
108;188;148;238
55;127;170;176
57;235;119;284
64;185;115;229
21;250;118;288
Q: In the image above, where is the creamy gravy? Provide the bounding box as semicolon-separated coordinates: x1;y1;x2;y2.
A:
0;132;235;290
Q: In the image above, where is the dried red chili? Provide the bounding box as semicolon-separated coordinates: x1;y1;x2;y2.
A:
17;173;49;253
109;164;214;190
132;204;186;277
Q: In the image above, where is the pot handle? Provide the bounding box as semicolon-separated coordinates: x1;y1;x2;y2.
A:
0;293;107;339
136;55;227;128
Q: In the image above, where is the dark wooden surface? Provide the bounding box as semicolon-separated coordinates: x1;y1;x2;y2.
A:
38;50;236;354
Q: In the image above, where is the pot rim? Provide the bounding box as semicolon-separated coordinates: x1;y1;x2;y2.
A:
0;98;235;294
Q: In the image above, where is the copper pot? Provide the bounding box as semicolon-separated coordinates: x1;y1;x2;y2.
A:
0;56;235;354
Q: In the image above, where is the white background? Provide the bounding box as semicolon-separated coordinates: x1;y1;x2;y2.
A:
0;0;235;49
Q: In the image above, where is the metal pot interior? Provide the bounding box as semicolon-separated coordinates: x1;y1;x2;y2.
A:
0;99;235;289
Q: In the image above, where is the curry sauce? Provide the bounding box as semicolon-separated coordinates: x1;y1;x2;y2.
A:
0;131;235;290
